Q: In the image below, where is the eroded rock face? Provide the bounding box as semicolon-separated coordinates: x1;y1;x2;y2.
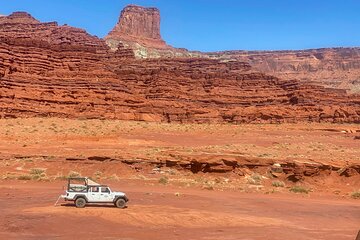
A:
105;5;172;57
0;12;359;123
105;5;200;58
0;12;39;24
0;11;134;77
207;48;360;93
104;6;360;93
113;5;162;41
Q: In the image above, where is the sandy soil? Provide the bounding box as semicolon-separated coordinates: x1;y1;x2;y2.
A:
0;180;359;240
0;118;359;193
0;118;359;165
0;118;359;239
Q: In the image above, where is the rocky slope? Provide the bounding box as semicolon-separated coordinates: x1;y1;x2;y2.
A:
0;11;359;123
208;48;360;93
105;5;360;93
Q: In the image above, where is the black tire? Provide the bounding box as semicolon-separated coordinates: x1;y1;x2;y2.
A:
115;198;126;209
75;197;86;208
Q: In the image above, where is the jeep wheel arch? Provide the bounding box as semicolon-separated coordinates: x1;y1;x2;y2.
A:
74;194;88;202
114;196;128;203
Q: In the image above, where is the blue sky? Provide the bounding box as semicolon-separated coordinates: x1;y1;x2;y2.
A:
1;0;360;52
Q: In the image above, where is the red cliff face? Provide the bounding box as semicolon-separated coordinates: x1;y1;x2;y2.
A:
0;12;39;24
114;5;162;41
105;5;169;53
0;11;359;123
207;48;360;93
104;6;360;94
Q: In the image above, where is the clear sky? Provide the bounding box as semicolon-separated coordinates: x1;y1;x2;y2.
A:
1;0;360;52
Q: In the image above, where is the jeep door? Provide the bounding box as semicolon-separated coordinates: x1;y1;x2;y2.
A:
88;186;101;202
99;187;113;202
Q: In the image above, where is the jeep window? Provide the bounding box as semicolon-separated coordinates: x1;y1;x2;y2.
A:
68;184;87;192
91;187;99;192
101;187;110;193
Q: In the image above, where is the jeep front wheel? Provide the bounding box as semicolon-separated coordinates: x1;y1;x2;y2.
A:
115;198;126;209
75;197;86;208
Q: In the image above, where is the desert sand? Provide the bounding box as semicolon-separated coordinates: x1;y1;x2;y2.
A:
0;118;359;239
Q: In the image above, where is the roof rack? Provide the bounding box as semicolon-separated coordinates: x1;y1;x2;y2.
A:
67;177;101;192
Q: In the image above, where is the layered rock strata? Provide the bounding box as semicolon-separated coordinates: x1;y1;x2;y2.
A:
105;5;195;58
104;6;360;93
0;12;359;123
208;48;360;93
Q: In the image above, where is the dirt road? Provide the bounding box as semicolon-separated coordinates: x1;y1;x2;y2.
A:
0;180;359;240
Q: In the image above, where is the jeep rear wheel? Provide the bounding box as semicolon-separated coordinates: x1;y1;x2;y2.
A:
115;198;126;209
75;197;86;208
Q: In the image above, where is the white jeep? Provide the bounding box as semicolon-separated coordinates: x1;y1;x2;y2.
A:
60;177;129;208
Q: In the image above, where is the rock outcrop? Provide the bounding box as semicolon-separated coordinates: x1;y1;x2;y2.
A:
208;48;360;93
104;6;360;93
105;5;196;58
105;5;169;56
0;12;38;24
107;5;164;46
0;11;360;123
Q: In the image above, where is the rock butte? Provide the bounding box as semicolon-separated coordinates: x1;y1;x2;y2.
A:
106;5;167;49
0;9;360;123
105;5;197;58
106;6;360;93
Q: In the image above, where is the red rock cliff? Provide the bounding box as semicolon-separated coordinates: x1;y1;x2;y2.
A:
105;5;170;52
0;12;39;24
104;6;360;93
207;48;360;93
0;11;359;123
114;5;162;40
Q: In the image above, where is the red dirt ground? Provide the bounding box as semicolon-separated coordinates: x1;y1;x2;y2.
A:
0;118;359;239
0;180;359;240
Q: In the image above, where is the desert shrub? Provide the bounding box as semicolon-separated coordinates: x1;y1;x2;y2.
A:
247;173;262;185
2;173;17;180
272;181;285;188
351;191;360;199
29;168;47;180
30;168;45;175
18;175;32;181
68;171;81;178
202;183;214;191
158;176;169;185
290;186;309;194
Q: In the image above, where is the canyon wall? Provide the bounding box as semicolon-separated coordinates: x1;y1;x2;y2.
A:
104;6;360;93
0;11;359;123
208;48;360;93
